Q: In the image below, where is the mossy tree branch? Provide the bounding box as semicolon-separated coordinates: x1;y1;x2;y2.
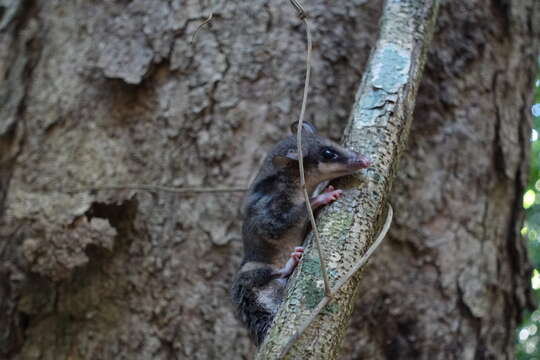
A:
256;0;440;358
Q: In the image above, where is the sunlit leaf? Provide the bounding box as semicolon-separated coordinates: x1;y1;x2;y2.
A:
532;270;540;290
521;328;531;341
524;189;536;209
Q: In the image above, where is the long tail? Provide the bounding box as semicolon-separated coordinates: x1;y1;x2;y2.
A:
231;267;278;346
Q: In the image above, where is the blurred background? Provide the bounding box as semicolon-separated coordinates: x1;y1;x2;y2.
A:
517;58;540;359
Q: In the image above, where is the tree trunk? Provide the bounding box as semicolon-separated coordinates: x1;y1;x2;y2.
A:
341;1;540;359
0;1;538;360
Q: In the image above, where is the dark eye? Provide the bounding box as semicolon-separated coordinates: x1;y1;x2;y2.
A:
321;148;338;161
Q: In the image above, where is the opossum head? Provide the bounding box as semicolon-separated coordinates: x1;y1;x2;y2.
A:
272;121;371;186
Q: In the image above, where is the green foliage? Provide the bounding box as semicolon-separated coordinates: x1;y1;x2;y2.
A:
516;60;540;360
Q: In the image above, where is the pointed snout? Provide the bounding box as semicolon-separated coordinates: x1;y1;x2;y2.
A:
348;153;371;170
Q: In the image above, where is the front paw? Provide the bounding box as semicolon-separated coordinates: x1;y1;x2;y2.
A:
290;246;304;263
312;186;343;207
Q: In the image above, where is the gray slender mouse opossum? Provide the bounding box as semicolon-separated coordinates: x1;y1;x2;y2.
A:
231;121;370;346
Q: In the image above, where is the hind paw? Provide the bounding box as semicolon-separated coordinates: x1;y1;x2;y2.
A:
276;247;304;278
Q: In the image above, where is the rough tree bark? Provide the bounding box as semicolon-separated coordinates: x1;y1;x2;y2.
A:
0;1;538;360
257;1;439;358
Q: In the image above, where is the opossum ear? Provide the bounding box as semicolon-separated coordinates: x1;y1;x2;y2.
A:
290;121;317;135
272;150;300;168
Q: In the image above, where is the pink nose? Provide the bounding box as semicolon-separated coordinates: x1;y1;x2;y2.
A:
350;155;371;169
358;156;371;168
